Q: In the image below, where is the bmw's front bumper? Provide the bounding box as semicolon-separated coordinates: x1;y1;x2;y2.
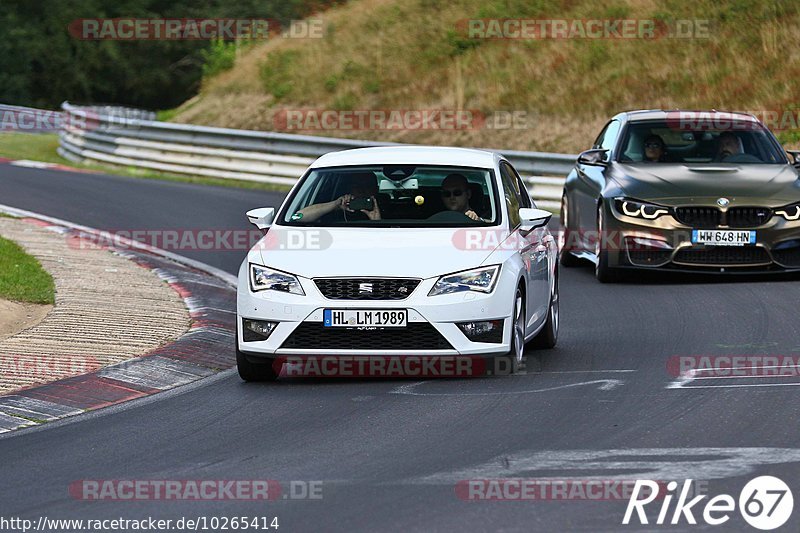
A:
600;201;800;273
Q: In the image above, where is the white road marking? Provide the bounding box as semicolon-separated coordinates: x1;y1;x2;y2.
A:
390;379;624;396
10;160;53;169
667;365;800;389
409;448;800;484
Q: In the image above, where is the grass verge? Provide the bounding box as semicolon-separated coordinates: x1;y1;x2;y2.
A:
0;235;55;304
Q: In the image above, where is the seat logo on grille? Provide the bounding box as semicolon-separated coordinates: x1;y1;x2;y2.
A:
358;282;374;293
717;197;730;208
397;286;408;293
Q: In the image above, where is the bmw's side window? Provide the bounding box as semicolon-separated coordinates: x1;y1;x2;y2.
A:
499;163;523;228
592;122;611;149
600;120;621;156
593;120;621;157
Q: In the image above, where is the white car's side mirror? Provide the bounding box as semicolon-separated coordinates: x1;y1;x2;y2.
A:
246;207;275;230
519;207;552;232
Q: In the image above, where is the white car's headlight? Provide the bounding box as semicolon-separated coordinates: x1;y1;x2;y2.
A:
614;197;670;220
428;265;500;296
249;264;305;295
775;203;800;221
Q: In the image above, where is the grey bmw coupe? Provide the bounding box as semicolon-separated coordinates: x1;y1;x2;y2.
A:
560;109;800;282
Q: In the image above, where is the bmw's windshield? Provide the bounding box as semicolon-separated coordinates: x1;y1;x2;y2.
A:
279;165;499;227
618;120;788;165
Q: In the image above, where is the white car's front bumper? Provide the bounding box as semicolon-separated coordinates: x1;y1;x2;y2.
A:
236;262;518;358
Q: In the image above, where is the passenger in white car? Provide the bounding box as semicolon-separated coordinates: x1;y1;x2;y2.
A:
296;173;382;222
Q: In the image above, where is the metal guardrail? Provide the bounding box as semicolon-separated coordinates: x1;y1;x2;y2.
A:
58;102;575;209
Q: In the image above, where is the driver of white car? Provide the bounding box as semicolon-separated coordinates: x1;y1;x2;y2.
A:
440;173;486;222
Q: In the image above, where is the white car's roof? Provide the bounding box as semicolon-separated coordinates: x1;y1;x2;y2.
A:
310;146;500;169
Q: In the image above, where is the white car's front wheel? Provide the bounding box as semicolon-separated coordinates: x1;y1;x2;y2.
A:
499;287;526;374
530;269;559;349
236;344;279;382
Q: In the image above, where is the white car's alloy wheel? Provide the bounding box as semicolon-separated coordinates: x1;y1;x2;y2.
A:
513;289;525;364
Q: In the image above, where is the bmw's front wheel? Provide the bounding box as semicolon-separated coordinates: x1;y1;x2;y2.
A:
595;205;621;283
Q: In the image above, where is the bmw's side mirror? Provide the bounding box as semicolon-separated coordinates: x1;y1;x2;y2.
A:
577;148;610;167
246;207;275;230
787;150;800;169
519;207;552;232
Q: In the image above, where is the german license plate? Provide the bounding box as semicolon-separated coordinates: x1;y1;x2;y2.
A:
323;309;407;328
692;230;755;247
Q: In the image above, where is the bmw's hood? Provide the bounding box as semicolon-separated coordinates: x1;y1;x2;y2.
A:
255;226;497;279
613;163;800;206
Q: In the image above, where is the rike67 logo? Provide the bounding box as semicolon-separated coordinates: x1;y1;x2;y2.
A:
623;476;793;530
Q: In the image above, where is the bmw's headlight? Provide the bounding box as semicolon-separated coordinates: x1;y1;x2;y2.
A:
614;198;670;220
775;203;800;221
428;265;500;296
249;264;305;295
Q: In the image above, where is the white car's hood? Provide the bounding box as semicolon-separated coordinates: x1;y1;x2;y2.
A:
255;226;496;279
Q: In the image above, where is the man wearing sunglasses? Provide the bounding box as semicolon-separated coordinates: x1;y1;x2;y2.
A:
440;173;484;221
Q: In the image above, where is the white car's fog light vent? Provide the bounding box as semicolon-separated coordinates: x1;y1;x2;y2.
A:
242;319;277;342
456;320;504;343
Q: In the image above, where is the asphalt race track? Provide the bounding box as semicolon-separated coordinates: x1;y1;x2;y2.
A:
2;165;800;531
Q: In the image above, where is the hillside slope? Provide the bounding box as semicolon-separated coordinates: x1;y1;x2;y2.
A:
170;0;800;153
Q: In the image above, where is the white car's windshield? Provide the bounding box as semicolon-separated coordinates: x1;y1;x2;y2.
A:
280;165;499;227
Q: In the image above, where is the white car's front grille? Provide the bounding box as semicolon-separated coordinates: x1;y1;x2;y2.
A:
313;278;420;300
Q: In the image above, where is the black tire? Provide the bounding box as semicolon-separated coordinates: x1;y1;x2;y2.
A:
531;268;559;349
236;344;280;382
498;287;526;374
595;205;622;283
559;194;582;267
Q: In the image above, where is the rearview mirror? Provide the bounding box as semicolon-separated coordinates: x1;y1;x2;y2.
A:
519;207;552;232
577;148;610;167
246;207;275;230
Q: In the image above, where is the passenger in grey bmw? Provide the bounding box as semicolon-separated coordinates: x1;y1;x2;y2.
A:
642;134;667;162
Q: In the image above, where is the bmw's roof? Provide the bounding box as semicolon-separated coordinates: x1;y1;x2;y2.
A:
616;109;760;123
310;146;499;169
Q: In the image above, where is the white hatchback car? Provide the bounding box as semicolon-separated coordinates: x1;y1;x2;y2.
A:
237;146;559;381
